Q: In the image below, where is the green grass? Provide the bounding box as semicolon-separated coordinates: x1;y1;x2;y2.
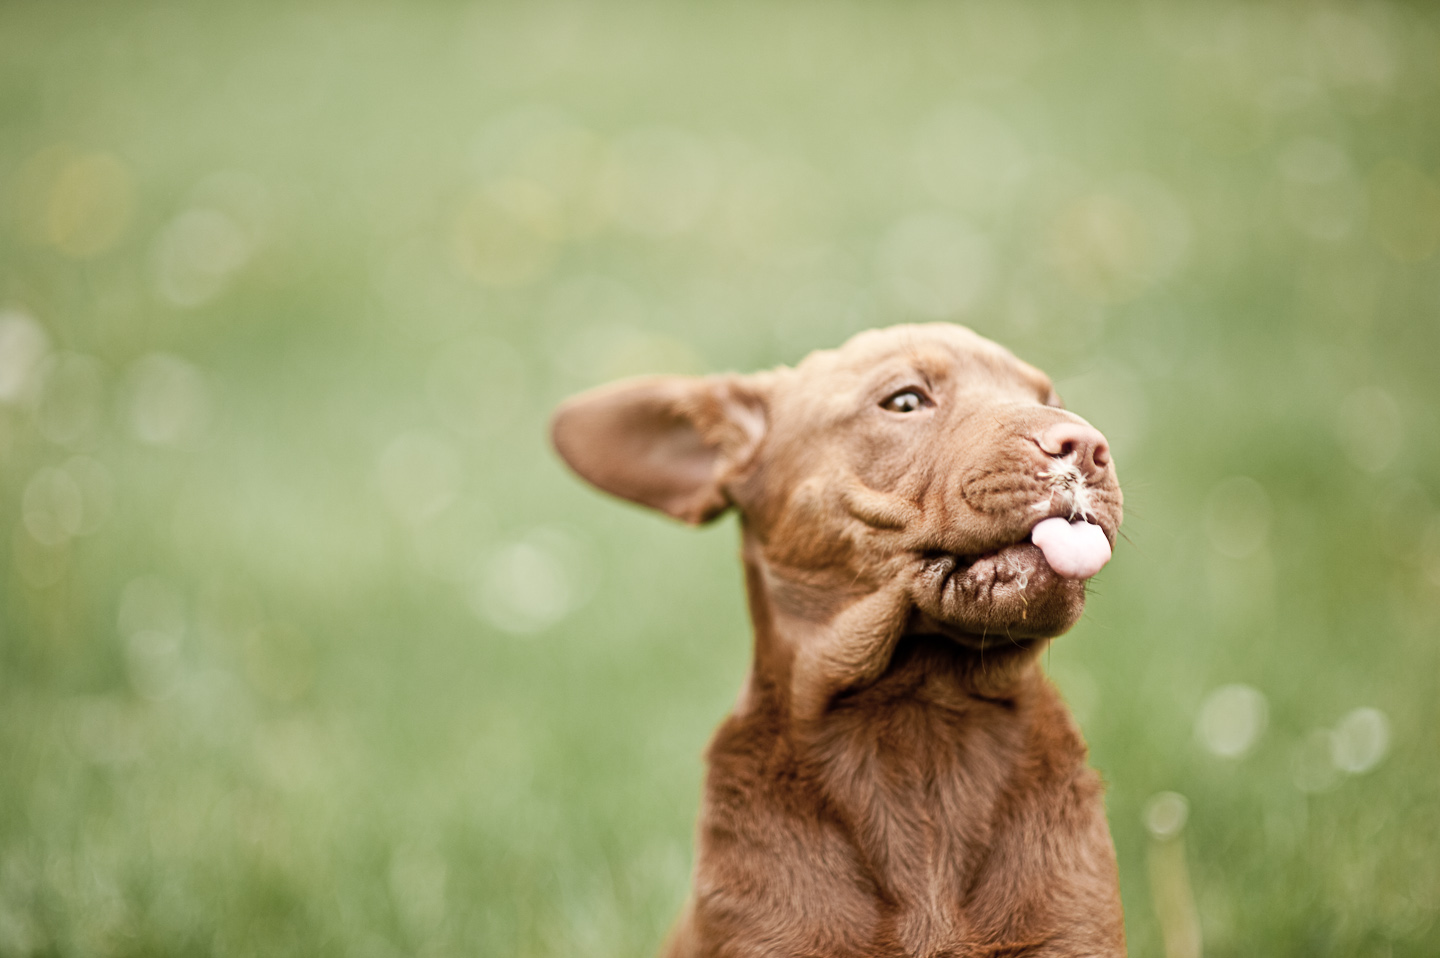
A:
2;1;1439;955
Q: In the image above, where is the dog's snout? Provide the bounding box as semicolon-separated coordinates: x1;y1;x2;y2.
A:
1036;422;1111;475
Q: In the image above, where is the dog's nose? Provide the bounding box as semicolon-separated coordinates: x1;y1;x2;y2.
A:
1036;422;1111;475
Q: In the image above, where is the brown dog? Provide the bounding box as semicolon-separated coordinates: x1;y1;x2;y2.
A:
552;323;1126;957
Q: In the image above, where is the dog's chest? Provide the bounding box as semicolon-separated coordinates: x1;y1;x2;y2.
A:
693;671;1111;957
812;683;1028;948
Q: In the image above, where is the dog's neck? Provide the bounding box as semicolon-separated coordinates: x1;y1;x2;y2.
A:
736;528;1045;725
731;529;1074;948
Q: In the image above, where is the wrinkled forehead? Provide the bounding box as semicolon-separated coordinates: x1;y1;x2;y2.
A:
788;323;1051;398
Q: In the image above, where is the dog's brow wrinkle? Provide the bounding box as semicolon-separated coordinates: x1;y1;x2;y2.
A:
841;481;917;531
907;466;939;507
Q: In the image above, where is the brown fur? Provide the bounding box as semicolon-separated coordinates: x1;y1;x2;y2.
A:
552;324;1126;957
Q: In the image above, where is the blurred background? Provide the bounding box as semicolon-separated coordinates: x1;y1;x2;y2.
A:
1;1;1437;955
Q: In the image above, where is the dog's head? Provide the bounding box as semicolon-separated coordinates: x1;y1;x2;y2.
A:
552;323;1121;652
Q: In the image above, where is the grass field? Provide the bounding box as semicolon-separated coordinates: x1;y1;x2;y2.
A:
2;1;1439;955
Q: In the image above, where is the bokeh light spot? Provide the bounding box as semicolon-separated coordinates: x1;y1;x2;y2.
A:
0;310;50;403
153;207;254;307
1195;683;1268;758
470;527;595;634
1331;707;1390;775
474;541;570;634
191;169;273;246
1144;791;1190;840
117;573;187;701
125;354;210;446
21;467;84;546
43;152;135;258
126;629;184;701
1335;387;1402;473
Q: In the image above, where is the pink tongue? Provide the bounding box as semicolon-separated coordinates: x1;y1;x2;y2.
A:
1030;517;1112;580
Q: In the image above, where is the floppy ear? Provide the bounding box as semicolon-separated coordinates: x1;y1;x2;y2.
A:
550;374;767;524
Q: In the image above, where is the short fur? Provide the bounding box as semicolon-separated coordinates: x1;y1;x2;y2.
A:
552;323;1126;957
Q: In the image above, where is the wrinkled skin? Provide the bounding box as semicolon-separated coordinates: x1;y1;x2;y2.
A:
552;323;1127;958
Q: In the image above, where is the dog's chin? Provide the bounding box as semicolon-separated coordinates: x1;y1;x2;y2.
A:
910;543;1087;646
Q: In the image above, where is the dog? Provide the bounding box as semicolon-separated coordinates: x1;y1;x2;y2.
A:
551;323;1126;957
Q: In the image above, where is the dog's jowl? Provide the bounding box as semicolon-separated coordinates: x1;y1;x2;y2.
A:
552;323;1126;958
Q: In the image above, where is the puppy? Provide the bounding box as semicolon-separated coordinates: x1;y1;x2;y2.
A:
552;323;1126;957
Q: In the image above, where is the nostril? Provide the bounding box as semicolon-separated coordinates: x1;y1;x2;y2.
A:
1036;422;1111;474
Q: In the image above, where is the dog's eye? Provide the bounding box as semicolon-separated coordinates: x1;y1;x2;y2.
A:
881;390;928;413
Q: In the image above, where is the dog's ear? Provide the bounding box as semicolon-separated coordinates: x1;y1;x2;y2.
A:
551;374;768;524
